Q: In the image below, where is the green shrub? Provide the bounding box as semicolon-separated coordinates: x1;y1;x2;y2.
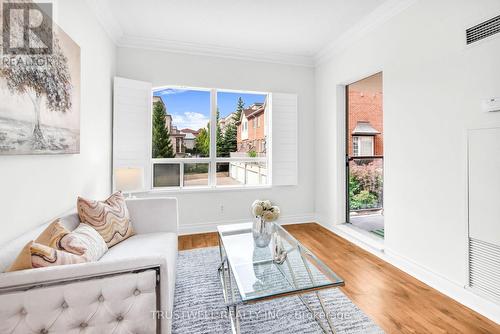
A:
349;161;383;210
184;164;209;174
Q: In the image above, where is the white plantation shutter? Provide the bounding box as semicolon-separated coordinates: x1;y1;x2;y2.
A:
113;77;152;191
271;93;298;186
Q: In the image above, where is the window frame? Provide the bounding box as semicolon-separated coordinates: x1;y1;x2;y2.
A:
352;135;374;157
151;86;270;191
241;116;248;140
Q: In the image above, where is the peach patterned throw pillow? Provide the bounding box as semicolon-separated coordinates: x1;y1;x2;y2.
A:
6;241;87;272
77;191;135;247
35;219;69;249
30;242;88;268
5;219;109;272
34;219;102;259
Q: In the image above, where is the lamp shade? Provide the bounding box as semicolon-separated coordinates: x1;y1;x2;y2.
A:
114;168;144;193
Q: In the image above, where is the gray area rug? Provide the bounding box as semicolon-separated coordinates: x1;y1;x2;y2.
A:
173;247;384;334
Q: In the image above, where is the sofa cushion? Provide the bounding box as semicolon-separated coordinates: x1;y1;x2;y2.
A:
100;232;176;261
78;192;135;248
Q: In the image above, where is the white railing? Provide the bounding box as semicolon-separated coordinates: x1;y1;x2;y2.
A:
229;161;267;185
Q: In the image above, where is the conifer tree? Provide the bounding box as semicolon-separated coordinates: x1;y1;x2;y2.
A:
216;109;226;156
152;101;174;158
222;122;237;155
234;97;245;121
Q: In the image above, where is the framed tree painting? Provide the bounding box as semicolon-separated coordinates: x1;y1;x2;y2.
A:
0;3;80;155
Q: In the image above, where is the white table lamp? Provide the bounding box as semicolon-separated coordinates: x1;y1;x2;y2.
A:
114;167;144;196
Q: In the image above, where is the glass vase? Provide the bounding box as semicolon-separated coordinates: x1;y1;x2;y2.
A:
252;216;273;248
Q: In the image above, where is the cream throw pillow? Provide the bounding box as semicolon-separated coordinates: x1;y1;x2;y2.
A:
60;224;108;261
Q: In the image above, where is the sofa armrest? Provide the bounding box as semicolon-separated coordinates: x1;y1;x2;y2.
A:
126;197;179;234
0;256;164;292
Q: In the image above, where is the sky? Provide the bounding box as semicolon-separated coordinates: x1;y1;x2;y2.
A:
153;88;266;130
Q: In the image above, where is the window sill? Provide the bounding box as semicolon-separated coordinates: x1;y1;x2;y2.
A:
147;185;272;194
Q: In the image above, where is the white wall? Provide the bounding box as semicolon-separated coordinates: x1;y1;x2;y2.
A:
0;0;116;245
315;0;500;319
117;48;315;233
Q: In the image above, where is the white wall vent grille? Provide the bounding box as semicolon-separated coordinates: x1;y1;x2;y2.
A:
469;238;500;303
466;14;500;44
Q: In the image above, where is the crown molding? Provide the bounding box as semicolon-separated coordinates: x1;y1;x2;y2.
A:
87;0;417;68
117;35;315;67
85;0;124;44
314;0;419;66
85;0;314;67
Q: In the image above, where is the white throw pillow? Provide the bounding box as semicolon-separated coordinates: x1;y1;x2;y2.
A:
59;224;108;262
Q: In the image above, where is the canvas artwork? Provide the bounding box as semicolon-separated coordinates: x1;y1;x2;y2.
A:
0;3;81;155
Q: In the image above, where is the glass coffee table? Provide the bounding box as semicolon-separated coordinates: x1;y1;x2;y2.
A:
217;222;344;334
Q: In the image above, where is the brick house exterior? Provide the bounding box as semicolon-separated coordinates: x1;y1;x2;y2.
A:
236;103;266;155
347;73;383;157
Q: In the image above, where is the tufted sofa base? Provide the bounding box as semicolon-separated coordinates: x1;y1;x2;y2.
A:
0;267;160;334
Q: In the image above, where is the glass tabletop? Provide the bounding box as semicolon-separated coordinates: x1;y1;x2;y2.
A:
217;222;344;302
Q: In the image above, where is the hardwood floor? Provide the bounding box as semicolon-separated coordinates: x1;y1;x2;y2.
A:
178;223;500;334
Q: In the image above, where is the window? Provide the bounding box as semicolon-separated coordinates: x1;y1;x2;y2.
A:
353;136;359;156
242;117;248;140
151;87;269;189
352;136;374;156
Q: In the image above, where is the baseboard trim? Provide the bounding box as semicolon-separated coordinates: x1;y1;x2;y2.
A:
384;248;500;325
178;213;317;235
321;222;500;325
330;224;385;253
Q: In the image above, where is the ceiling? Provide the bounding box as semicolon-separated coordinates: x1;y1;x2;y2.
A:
88;0;413;66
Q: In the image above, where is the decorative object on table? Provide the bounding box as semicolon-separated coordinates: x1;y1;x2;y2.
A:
0;2;81;155
252;247;273;291
272;233;288;264
251;200;280;247
114;167;144;197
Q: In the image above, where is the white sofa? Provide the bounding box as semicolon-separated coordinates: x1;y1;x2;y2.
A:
0;197;178;334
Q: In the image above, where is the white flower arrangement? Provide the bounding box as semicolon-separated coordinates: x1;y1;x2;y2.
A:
251;200;280;222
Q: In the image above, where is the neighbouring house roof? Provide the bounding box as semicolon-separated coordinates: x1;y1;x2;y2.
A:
180;128;199;136
352;121;380;135
237;102;265;124
170;126;186;137
220;112;237;126
170;132;186;138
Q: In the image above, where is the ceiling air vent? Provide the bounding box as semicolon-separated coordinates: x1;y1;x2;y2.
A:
466;14;500;44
